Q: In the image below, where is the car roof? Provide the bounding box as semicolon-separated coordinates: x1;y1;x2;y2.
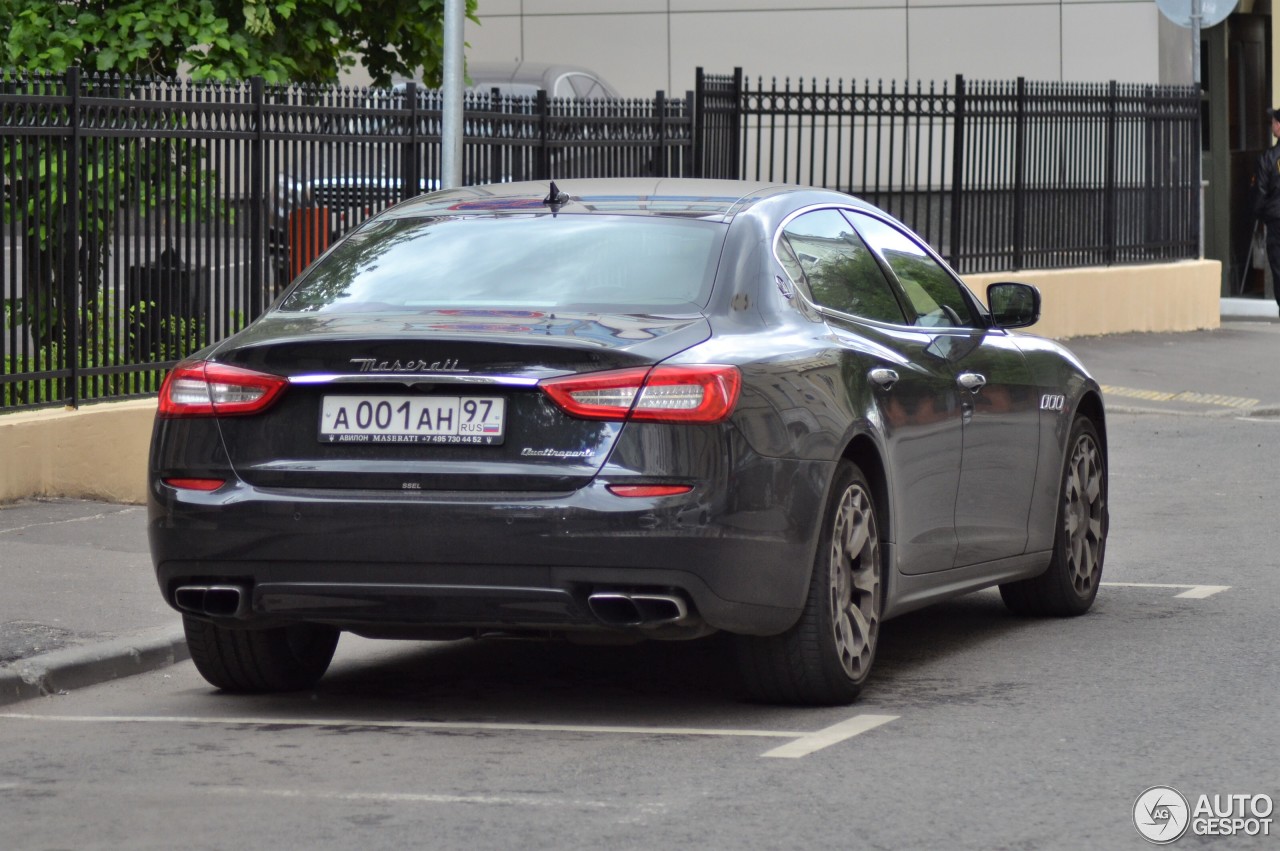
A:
467;61;610;84
387;178;847;222
464;62;620;97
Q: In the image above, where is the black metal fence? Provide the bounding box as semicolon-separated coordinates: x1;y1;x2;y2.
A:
1;69;694;411
705;71;1200;272
2;66;1199;412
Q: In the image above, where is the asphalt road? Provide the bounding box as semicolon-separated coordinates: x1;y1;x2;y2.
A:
2;328;1279;850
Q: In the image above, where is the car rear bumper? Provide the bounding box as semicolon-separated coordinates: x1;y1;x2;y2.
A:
149;462;831;637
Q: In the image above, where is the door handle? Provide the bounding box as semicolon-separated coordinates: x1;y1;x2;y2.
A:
957;372;987;393
869;368;899;391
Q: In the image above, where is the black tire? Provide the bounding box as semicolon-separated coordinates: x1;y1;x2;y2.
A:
184;615;340;693
1000;416;1108;616
736;460;883;705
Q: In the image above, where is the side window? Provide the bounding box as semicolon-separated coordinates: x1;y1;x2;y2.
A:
558;74;610;100
847;212;979;328
779;209;907;325
775;236;807;291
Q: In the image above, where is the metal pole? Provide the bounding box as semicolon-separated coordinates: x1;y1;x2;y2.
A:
1193;0;1205;259
441;0;465;190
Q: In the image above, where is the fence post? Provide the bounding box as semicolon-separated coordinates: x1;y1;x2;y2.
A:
684;90;694;178
490;87;503;183
654;91;667;177
731;67;743;181
1105;80;1118;266
949;74;965;269
536;89;550;181
249;76;264;317
694;69;705;178
403;82;421;198
1013;77;1026;272
66;65;81;407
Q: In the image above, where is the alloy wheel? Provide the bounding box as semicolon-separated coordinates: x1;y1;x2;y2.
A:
1063;433;1106;595
828;483;881;681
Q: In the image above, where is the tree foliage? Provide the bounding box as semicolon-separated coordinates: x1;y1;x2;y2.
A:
1;0;477;85
1;0;475;396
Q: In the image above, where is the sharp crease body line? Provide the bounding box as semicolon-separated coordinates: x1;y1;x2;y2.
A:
0;713;801;739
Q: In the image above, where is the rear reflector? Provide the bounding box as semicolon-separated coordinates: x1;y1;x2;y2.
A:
158;361;288;418
162;478;226;491
541;365;740;424
607;484;693;498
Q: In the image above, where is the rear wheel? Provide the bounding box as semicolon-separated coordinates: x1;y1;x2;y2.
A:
737;461;882;705
1000;415;1108;616
184;616;340;693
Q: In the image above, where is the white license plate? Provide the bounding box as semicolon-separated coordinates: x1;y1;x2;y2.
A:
319;395;506;445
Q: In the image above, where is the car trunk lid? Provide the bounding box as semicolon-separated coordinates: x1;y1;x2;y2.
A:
207;311;711;492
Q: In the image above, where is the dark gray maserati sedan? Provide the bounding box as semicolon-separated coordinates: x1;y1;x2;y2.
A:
148;178;1108;705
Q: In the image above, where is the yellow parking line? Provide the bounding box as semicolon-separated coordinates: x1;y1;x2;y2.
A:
1100;385;1259;409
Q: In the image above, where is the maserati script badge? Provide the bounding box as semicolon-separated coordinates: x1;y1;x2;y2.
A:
349;358;468;373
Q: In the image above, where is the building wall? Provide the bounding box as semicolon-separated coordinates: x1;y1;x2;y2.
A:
465;0;1179;98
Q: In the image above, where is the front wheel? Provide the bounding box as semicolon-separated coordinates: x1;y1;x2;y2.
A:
184;616;340;693
736;460;883;705
1000;415;1108;616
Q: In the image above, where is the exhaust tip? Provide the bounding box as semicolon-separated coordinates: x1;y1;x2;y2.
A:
174;584;247;618
631;594;688;625
587;592;690;628
173;586;208;614
587;593;642;627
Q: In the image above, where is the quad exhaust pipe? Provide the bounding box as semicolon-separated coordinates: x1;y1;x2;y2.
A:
587;592;690;627
174;584;249;618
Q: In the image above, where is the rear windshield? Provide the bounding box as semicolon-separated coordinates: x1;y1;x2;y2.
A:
277;214;726;314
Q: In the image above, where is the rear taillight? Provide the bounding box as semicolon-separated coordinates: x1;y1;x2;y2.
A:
607;484;693;498
157;361;288;418
540;365;740;424
162;477;227;491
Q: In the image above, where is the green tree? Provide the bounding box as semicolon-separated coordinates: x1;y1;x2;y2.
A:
2;0;477;86
2;0;475;403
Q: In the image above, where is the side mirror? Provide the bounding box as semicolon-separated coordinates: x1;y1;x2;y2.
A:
986;282;1041;329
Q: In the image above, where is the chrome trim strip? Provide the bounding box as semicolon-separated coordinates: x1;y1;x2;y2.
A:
289;373;543;387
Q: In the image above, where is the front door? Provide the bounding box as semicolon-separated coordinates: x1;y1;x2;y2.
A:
847;211;1039;569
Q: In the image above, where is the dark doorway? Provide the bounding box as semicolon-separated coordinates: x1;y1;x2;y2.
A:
1204;13;1272;296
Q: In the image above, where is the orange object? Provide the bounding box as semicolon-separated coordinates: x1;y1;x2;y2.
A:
289;207;331;279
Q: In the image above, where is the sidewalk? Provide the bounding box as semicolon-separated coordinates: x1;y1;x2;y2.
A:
2;300;1278;705
1065;317;1280;418
0;500;186;705
1220;296;1280;321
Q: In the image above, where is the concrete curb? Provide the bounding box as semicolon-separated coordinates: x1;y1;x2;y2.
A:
0;627;189;706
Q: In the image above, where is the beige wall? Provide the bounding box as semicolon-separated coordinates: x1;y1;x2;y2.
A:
0;399;156;505
465;0;1168;97
0;259;1221;506
965;259;1221;339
